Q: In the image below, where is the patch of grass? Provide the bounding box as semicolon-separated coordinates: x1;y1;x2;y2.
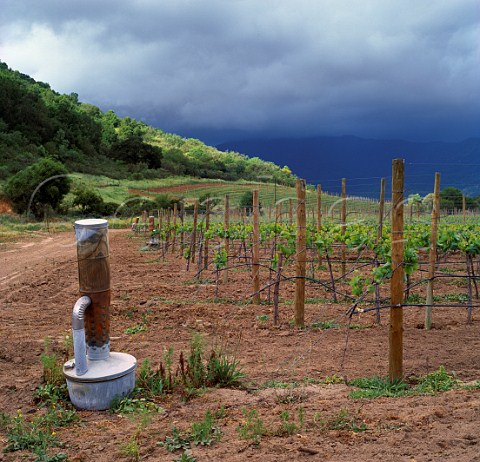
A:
405;293;425;304
206;341;245;387
322;374;344;384
158;410;222;455
33;384;69;407
347;323;371;330
310;320;339;330
0;408;73;461
448;279;468;287
124;313;149;334
40;338;64;388
350;366;457;399
328;408;367;432
349;376;410;399
174;451;197;462
443;293;469;303
110;392;164;415
237;408;266;447
183;279;214;285
120;305;138;319
158;426;191;452
462;380;480;390
305;297;330;304
119;410;153;462
190;411;222;446
412;366;457;394
276;411;297;436
275;388;307;404
261;379;299;389
179;333;245;391
256;314;269;323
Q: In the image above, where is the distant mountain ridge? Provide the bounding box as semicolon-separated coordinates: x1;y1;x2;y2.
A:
217;136;480;198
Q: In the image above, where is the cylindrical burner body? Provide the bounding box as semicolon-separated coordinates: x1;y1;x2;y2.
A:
74;219;110;360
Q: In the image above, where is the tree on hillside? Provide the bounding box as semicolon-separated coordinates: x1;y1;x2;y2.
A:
239;191;262;215
440;187;463;210
108;138;162;169
72;186;104;214
3;158;71;218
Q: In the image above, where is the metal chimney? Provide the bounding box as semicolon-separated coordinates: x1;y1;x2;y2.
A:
64;219;136;410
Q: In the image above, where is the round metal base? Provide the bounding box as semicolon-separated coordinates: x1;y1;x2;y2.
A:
64;352;136;410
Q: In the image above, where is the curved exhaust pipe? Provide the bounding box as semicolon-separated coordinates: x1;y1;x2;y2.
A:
72;295;91;376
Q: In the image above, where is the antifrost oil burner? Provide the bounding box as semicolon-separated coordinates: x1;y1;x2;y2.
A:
63;219;136;410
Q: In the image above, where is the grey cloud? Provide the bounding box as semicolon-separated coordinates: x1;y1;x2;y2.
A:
1;0;479;143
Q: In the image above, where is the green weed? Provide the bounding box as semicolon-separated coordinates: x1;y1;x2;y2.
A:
443;293;469;303
413;366;457;394
158;410;221;455
33;384;69;407
350;366;457;399
349;376;410;399
0;409;72;461
275;389;306;404
328;408;367;432
110;392;164;414
41;338;64;387
124;313;149;334
119;410;152;462
179;333;245;391
190;411;222;446
158;426;191;452
275;408;306;436
237;408;266;447
174;451;197;462
310;320;339;330
206;342;245;387
256;314;269;323
322;374;344;384
261;379;299;389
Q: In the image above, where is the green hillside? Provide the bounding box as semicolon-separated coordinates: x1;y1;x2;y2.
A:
0;61;295;187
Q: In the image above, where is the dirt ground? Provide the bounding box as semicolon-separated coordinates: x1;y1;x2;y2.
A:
0;229;479;461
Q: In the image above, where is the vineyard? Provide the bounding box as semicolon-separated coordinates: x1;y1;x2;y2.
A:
1;161;480;461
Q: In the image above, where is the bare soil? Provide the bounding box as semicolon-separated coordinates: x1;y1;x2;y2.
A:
1;229;479;461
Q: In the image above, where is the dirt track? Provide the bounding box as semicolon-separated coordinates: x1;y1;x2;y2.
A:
1;229;479;461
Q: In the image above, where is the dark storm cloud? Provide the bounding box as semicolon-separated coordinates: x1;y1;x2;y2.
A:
2;0;479;143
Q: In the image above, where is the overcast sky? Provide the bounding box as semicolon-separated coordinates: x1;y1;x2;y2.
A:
2;0;479;144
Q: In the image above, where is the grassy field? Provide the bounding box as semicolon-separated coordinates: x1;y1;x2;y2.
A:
73;173;383;213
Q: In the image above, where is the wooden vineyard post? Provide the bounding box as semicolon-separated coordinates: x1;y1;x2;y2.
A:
224;194;230;283
204;198;210;269
191;200;198;264
171;202;177;254
426;172;440;330
289;198;293;225
377;178;386;243
295;179;306;328
316;184;322;265
374;178;386;325
179;201;184;255
252;190;260;304
166;209;171;251
341;178;347;277
463;195;466;224
273;252;283;325
316;184;322;231
390;159;405;382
